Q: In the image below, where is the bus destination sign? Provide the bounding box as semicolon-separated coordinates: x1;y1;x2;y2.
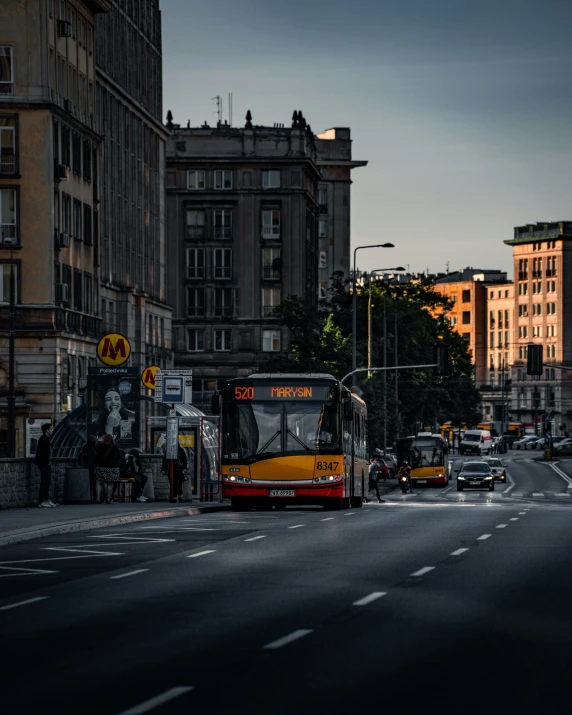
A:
232;384;332;401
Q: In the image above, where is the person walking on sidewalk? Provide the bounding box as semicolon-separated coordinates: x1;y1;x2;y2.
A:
93;434;120;504
35;424;56;508
368;458;383;503
162;447;188;503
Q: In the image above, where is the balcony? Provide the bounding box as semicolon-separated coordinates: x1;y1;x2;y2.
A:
0;306;100;338
0;152;16;174
186;226;205;240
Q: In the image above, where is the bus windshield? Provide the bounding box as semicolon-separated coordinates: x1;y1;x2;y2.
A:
397;438;445;468
223;400;340;461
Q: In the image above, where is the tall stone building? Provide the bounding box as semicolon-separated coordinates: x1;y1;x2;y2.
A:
314;128;367;298
0;0;111;456
95;0;172;376
505;221;572;431
165;111;321;410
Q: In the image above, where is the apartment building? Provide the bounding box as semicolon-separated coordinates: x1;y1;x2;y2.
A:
433;268;507;386
505;221;572;429
314;128;367;297
95;0;172;376
165;111;321;410
0;0;111;456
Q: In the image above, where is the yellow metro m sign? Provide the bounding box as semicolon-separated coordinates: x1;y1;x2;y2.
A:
97;333;131;367
141;365;160;390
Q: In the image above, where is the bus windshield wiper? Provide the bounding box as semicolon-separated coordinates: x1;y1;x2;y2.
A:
256;430;281;456
287;430;316;455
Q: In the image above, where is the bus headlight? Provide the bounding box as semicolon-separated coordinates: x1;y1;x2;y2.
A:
313;474;344;484
222;475;252;484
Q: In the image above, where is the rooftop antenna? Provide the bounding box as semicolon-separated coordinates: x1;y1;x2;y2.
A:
212;95;223;125
445;261;450;274
228;92;233;127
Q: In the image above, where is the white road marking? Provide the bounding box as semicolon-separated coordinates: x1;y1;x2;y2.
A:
244;535;266;542
548;463;572;490
109;569;149;580
288;525;305;529
187;550;216;558
410;566;435;577
503;471;515;493
88;535;175;542
321;518;335;521
532;492;545;498
344;513;356;516
264;629;313;650
353;592;387;606
0;566;59;578
496;524;508;529
518;512;526;515
510;518;519;521
117;686;194;715
442;486;452;493
0;596;49;611
136;527;220;531
477;534;492;540
450;548;469;556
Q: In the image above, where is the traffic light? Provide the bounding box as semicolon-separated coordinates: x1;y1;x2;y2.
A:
434;344;448;376
527;344;544;376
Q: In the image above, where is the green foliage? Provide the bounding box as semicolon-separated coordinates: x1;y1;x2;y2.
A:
259;273;481;450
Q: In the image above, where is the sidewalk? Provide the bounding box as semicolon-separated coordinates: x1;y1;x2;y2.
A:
0;501;231;547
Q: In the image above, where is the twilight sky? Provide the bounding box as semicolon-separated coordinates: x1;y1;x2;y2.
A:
160;0;572;278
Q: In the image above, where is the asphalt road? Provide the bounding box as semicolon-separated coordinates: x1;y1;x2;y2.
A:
2;452;572;715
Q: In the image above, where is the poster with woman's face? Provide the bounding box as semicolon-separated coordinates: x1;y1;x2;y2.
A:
88;368;140;448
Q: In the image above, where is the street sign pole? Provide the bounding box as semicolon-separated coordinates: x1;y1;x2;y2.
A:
166;406;179;502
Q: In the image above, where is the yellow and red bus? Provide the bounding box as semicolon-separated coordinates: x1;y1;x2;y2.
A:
396;434;449;487
214;373;368;511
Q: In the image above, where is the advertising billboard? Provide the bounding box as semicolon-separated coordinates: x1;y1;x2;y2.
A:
87;367;140;449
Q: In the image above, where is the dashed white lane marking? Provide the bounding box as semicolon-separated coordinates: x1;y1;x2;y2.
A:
503;471;515;493
109;569;149;580
244;535;266;542
496;524;508;529
450;548;469;556
442;486;452;493
288;525;305;529
344;513;356;516
410;566;435;577
353;592;387;606
532;492;545;498
510;518;519;521
264;629;313;650
548;463;572;490
117;686;194;715
321;518;335;521
477;534;492;540
0;596;49;611
518;512;526;515
187;550;216;558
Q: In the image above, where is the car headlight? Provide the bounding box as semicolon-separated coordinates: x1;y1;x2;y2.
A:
313;474;344;484
485;476;493;480
458;476;467;480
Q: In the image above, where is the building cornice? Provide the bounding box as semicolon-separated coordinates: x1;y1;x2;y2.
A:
84;0;112;12
316;160;368;169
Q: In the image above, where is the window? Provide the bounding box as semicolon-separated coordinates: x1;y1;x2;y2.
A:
263;329;281;352
505;331;509;347
0;188;17;243
187;328;205;352
262;209;280;238
489;291;494;299
489;310;495;328
262;287;281;316
547;302;556;315
61;192;71;234
61;124;70;167
214;329;231;352
0;262;18;303
462;290;471;303
532;325;542;338
548;324;556;337
533;303;542;316
319;220;328;238
84;273;92;314
187;170;205;190
72;132;81;174
0;47;13;96
462;311;470;324
262;170;281;189
214;248;232;279
186;248;205;279
547;280;556;293
489;331;494;346
214;287;233;317
187;287;205;317
214;170;232;190
462;333;470;341
262;247;281;279
0;117;16;174
82;140;91;181
83;204;92;245
519;304;528;317
214;209;232;239
519;326;528;339
186;209;205;239
497;310;502;328
73;269;82;311
497;332;502;348
450;315;458;326
504;309;509;328
73;198;82;240
489;354;495;371
319;250;327;269
318;187;328;213
518;282;528;296
319;281;327;300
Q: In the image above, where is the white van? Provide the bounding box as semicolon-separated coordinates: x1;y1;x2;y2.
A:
459;429;492;456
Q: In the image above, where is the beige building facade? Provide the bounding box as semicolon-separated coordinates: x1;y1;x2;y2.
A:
0;0;111;456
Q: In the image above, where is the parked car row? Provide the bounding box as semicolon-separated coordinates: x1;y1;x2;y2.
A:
513;435;569;450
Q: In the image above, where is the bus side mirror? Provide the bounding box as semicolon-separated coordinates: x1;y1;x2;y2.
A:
211;392;222;415
343;400;353;422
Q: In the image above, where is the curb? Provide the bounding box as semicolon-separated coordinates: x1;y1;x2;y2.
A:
0;503;231;548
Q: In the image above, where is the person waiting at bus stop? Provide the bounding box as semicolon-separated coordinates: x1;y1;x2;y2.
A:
367;458;383;503
161;447;188;503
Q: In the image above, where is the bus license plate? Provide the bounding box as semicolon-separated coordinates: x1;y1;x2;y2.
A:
269;490;295;497
416;480;427;484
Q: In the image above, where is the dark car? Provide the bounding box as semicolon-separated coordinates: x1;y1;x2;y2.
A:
482;457;507;482
456;461;495;492
376;459;390;480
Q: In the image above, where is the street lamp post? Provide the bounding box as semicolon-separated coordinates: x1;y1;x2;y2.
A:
352;243;394;385
5;238;16;457
367;267;405;374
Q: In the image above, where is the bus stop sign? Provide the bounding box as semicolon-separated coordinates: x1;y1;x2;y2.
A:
155;370;193;405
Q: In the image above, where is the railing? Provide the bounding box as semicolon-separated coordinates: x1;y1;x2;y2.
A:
214;227;232;239
0;82;13;96
262;229;280;239
186;227;205;239
0;306;100;337
0;155;16;174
